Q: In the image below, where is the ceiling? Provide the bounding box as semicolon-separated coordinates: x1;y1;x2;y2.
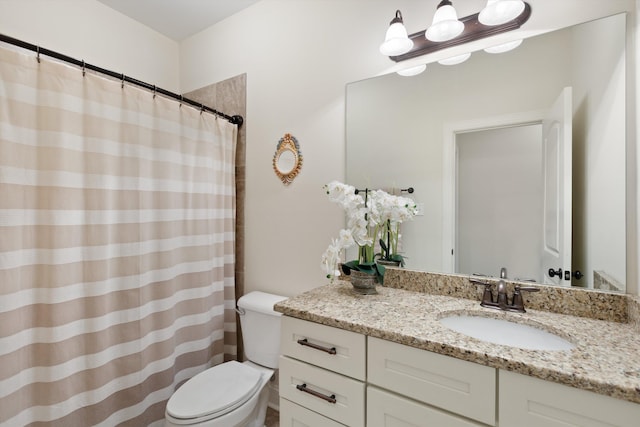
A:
97;0;260;41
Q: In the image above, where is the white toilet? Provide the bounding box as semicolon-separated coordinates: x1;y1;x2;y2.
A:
165;291;287;427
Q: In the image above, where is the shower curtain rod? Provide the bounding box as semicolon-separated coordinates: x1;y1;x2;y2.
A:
0;33;244;126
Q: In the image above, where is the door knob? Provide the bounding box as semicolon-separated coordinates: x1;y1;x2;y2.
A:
572;270;583;280
548;268;562;278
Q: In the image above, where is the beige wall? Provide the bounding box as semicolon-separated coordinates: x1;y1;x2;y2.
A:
0;0;637;295
178;0;391;297
0;0;179;89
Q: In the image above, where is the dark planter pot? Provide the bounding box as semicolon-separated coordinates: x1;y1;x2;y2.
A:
349;270;378;295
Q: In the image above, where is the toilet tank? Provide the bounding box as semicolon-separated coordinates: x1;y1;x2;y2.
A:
237;291;287;368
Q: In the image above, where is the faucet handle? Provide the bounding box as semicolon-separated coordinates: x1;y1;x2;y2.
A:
469;278;495;306
514;285;540;293
511;285;540;312
469;278;491;286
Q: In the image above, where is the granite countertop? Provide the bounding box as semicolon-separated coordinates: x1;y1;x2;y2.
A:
274;281;640;405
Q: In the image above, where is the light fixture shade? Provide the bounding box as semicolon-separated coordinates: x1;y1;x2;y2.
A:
438;52;471;65
484;39;522;53
397;64;427;76
478;0;525;26
380;10;414;56
425;1;464;42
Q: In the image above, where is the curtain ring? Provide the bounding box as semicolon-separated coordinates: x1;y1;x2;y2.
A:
121;74;125;89
153;85;156;99
81;60;86;77
179;95;183;108
36;46;41;63
200;104;205;115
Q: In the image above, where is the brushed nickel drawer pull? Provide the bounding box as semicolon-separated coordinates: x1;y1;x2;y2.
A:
296;383;337;404
297;338;337;355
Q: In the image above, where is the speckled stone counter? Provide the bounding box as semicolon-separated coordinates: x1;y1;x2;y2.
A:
274;280;640;405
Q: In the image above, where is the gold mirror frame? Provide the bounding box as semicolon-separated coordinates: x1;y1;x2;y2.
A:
273;133;303;185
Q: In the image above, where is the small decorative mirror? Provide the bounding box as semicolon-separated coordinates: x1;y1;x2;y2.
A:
273;133;303;185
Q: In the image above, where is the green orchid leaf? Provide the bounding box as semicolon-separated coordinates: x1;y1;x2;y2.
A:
389;253;406;267
375;263;387;284
379;238;388;253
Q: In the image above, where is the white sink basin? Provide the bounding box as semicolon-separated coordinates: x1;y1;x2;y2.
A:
439;315;575;351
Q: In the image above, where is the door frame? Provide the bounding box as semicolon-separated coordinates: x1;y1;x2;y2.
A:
442;110;545;273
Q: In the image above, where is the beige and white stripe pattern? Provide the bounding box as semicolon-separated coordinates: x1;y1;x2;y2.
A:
0;45;238;426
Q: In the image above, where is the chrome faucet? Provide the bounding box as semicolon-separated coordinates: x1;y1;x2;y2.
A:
469;277;539;313
496;279;508;309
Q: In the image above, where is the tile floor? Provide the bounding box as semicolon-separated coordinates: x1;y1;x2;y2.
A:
265;407;279;427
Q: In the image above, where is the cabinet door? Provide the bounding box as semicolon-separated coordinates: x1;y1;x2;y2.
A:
499;370;640;427
367;386;487;427
279;356;365;427
368;337;496;426
281;316;366;380
279;398;346;427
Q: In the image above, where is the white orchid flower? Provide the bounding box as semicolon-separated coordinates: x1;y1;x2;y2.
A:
322;182;420;280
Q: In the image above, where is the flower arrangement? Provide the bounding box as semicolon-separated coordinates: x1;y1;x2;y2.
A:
321;181;418;281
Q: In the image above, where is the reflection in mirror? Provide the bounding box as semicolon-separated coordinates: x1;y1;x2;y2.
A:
276;150;296;174
346;14;626;292
456;124;543;283
273;133;303;185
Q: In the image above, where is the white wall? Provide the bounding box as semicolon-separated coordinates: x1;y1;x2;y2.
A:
0;0;636;295
0;0;179;89
631;2;640;295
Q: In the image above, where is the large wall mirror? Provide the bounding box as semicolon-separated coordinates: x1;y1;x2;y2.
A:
346;13;627;292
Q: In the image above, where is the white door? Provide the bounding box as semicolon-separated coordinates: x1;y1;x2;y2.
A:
541;87;572;286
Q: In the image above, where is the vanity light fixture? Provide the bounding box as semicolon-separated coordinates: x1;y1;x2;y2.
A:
438;52;471;65
425;0;464;42
484;39;523;53
478;0;526;26
381;2;530;62
397;63;427;76
379;10;414;56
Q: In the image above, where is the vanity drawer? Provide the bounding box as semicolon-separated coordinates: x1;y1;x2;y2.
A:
279;355;365;427
367;385;487;427
368;337;496;426
279;397;347;427
281;316;366;380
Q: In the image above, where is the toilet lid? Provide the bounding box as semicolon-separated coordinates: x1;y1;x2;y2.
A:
166;361;263;421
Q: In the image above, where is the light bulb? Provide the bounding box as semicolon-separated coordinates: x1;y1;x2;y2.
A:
438;52;471;65
479;0;525;26
484;39;523;53
397;64;427;76
425;1;464;42
380;10;414;56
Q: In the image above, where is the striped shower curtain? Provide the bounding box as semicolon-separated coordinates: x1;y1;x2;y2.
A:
0;45;238;426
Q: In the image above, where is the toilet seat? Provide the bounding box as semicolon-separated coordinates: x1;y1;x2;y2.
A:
166;361;263;424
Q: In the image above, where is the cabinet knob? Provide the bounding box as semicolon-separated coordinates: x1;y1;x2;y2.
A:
296;383;337;404
297;338;337;355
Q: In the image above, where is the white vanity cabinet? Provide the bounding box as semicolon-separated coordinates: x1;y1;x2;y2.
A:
279;316;366;427
279;316;640;427
367;386;488;427
499;370;640;427
367;337;495;426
